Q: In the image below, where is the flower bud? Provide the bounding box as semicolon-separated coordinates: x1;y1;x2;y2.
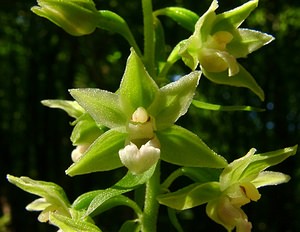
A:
31;0;99;36
118;138;160;174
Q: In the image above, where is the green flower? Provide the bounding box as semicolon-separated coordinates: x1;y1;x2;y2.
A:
179;0;274;100
31;0;99;36
157;145;297;231
7;175;100;232
66;49;227;176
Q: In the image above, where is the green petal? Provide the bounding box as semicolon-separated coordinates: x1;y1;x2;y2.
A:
202;64;265;101
228;29;274;58
213;0;258;31
119;49;159;115
66;129;126;176
150;71;201;129
157;182;221;210
71;113;104;145
154;7;199;32
157;125;227;168
41;100;84;118
252;171;291;188
69;88;126;129
49;213;101;232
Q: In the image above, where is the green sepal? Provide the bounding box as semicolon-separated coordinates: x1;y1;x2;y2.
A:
49;213;101;232
150;71;201;129
228;29;274;58
69;88;126;130
119;49;159;115
220;145;298;190
157;125;227;168
252;171;291;188
202;64;265;101
181;167;222;183
7;175;70;210
157;182;221;210
71;113;104;145
97;10;141;56
66;129;127;176
192;100;265;112
213;0;258;31
119;220;141;232
154;7;199;31
41;100;84;118
84;165;156;216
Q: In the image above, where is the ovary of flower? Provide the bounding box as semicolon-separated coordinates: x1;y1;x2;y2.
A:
71;144;90;162
118;139;160;174
199;31;239;76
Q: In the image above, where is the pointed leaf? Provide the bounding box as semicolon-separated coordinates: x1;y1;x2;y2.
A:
119;49;159;115
252;171;291;188
41;100;84;118
202;64;265;101
154;7;199;31
192;100;265;112
158;182;221;210
150;71;201;129
69;88;126;129
228;29;274;58
66;130;126;176
157;125;227;168
85;165;156;216
181;167;222;183
49;213;101;232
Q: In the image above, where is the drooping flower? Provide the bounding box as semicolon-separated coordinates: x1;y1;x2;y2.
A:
179;0;274;100
65;49;227;176
157;145;297;231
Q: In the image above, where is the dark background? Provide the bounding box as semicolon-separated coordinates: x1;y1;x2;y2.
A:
1;0;300;231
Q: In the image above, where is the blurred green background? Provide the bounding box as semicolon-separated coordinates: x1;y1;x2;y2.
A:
1;0;299;231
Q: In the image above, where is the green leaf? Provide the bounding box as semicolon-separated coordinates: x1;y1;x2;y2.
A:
154;7;199;31
69;88;126;129
157;125;227;168
41;100;84;118
192;100;265;112
150;71;201;129
213;0;258;31
157;182;221;210
49;213;102;232
220;145;297;189
7;175;70;210
66;129;127;176
252;171;291;188
228;29;274;58
119;220;140;232
85;165;156;216
97;10;141;56
119;49;159;115
202;64;265;101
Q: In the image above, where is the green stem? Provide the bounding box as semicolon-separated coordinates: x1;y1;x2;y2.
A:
141;162;161;232
142;0;155;77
